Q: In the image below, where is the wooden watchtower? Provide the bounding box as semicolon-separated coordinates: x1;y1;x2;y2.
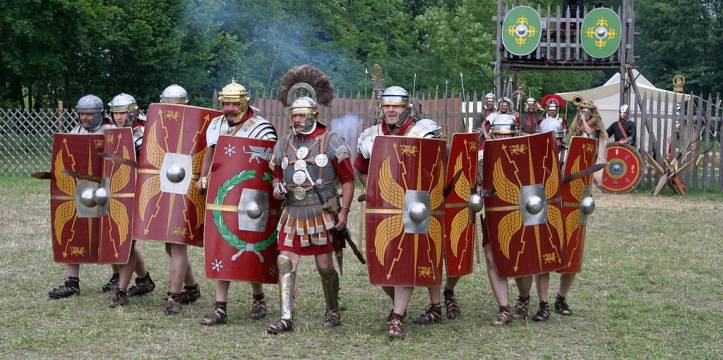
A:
493;0;636;103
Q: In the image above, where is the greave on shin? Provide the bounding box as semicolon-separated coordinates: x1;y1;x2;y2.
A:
277;255;296;321
318;267;339;311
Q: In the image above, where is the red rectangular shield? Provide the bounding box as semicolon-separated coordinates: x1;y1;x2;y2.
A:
133;104;220;246
204;136;280;284
482;132;567;277
444;133;479;277
365;136;446;286
50;133;105;263
559;136;598;273
98;128;136;264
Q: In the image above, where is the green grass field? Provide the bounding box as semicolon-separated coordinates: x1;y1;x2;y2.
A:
0;177;720;359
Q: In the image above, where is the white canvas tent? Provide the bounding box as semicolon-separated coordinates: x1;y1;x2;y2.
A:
557;70;688;128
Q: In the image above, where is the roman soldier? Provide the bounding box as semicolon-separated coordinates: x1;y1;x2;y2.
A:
606;104;636;146
355;86;444;339
474;92;497;133
48;95;117;299
266;65;355;334
482;97;519;140
519;97;541;134
198;79;278;325
477;107;519;326
107;93;156;307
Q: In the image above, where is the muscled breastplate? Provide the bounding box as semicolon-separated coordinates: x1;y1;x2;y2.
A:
280;132;339;207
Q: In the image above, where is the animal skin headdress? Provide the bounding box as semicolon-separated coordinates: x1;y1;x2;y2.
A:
277;65;335;107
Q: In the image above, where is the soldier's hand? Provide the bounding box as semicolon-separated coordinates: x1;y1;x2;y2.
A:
335;208;349;230
194;178;205;192
357;193;367;202
272;183;286;200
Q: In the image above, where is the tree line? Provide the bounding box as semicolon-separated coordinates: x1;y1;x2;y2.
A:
0;0;719;109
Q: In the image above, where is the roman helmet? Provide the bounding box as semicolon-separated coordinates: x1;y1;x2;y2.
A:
108;93;139;127
619;104;630;116
218;79;251;118
160;84;189;104
277;64;335;135
75;94;105;130
381;85;413;127
484;92;496;109
288;96;319;135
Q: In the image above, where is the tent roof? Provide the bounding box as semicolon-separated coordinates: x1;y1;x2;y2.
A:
557;69;682;105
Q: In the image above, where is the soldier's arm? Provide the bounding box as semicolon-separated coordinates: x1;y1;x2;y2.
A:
195;146;215;191
332;155;355;230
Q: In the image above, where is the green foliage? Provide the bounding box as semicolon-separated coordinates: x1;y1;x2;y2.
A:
0;0;719;109
635;0;722;95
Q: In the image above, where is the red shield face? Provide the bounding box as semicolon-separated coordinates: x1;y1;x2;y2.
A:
132;103;220;246
444;133;479;277
50;134;105;263
203;136;280;284
559;137;598;273
600;143;642;193
365;136;446;286
97;128;136;264
482;132;567;277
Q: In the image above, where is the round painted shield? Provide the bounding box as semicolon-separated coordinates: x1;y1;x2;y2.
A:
599;143;642;193
581;8;622;58
502;6;542;56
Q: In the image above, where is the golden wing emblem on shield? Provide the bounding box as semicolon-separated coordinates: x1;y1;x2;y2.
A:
493;158;520;205
110;147;131;193
145;122;166;169
379;157;404;208
492;158;522;258
452;154;470;201
54;149;75;196
109;199;129;247
53;144;77;246
449;209;469;257
374;157;405;265
429;163;444;265
568;156;585;202
545;151;560;200
544;150;564;248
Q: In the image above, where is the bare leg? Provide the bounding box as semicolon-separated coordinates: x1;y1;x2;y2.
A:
426;286;441;305
559;273;576;297
443;276;462;320
392;286;414;316
111;264;119;274
445;276;461;291
484;244;512;325
484;244;508;307
118;248;137;291
512;276;533;320
133;245;148;278
215;280;230;302
67;264;80;278
531;272;552;321
168;243;189;293
555;273;576;315
514;276;533;299
535;273;550;303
